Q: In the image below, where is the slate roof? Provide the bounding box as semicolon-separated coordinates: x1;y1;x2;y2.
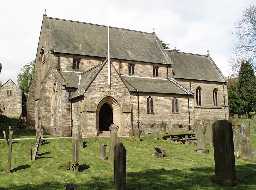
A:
68;63;105;98
61;72;80;88
121;76;191;95
43;16;168;64
166;50;226;83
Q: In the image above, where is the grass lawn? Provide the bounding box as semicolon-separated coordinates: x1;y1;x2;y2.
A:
0;135;255;190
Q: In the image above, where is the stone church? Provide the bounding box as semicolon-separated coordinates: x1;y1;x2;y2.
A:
27;15;229;137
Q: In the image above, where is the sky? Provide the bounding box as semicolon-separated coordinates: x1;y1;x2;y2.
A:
0;0;255;82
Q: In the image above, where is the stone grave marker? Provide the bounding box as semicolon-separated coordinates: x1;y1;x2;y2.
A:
154;147;167;158
3;126;13;172
195;120;209;153
240;123;253;160
212;120;237;186
114;143;126;190
100;144;108;160
109;124;119;161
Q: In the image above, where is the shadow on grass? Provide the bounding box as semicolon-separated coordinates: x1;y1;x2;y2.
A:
11;164;30;173
0;164;255;190
0;115;36;138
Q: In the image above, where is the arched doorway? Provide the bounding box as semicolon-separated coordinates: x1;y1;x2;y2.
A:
99;103;113;131
96;96;121;135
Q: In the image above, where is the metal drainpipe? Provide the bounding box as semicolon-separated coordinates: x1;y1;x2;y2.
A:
136;90;140;131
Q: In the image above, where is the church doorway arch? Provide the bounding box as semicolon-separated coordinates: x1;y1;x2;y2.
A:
96;96;121;135
99;103;113;131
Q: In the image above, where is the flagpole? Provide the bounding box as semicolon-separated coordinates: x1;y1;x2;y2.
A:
107;25;111;87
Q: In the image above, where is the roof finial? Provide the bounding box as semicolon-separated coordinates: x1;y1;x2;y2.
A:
207;50;210;57
44;9;47;16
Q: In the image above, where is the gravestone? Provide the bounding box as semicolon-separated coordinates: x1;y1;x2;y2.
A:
232;119;241;158
114;143;126;190
100;144;108;160
109;124;119;161
65;183;77;190
240;123;253;160
154;147;167;158
71;137;80;172
212;120;237;186
194;120;208;153
3;126;13;172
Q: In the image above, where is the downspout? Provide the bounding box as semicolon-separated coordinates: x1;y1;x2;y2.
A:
136;90;140;132
188;82;192;128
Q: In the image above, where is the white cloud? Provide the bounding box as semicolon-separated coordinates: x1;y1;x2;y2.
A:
0;0;255;82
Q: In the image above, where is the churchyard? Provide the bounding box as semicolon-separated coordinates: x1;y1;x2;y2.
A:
0;118;255;190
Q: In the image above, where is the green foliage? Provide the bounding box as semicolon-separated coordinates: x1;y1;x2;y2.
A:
228;60;256;115
237;60;256;114
228;80;242;114
160;40;169;49
17;61;35;94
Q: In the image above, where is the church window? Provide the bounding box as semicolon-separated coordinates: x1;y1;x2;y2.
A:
128;63;135;75
213;88;218;106
7;90;12;97
153;65;159;77
72;57;80;70
172;98;179;113
196;87;201;106
40;48;45;63
147;96;154;114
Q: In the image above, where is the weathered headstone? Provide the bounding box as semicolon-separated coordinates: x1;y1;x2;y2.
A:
240;123;253;160
195;120;209;153
109;124;119;161
114;143;126;190
65;183;77;190
3;126;13;172
71;137;80;172
232;119;241;158
212;120;237;186
154;147;167;158
100;144;108;160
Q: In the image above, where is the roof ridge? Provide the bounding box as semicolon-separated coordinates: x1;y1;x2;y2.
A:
81;61;105;76
46;16;153;35
168;78;192;95
165;49;208;58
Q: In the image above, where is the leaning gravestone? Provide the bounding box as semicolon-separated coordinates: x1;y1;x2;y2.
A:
212;120;237;186
109;124;119;162
194;120;208;153
114;143;126;190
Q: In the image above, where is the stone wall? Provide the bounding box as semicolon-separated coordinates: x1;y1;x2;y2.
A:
80;61;132;137
131;94;192;134
112;60;168;78
38;69;72;136
176;79;229;121
0;80;22;118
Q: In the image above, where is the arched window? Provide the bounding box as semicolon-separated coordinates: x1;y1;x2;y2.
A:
213;88;218;106
196;87;201;106
147;96;154;114
172;98;179;113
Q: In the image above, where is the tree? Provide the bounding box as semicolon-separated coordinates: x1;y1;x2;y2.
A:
227;78;241;114
237;60;256;114
160;40;169;49
17;61;35;94
236;5;256;63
